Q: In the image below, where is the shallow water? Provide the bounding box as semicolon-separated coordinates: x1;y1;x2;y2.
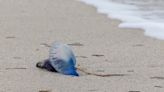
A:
109;0;164;22
80;0;164;40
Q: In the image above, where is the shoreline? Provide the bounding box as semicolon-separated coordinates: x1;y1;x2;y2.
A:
79;0;164;40
0;0;164;92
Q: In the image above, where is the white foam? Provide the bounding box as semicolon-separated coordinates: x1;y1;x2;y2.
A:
79;0;164;40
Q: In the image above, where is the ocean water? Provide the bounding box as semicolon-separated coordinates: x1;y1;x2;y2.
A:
79;0;164;40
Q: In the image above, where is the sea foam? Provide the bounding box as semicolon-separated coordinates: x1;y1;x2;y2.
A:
79;0;164;40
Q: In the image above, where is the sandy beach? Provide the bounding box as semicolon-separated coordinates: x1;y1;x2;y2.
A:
0;0;164;92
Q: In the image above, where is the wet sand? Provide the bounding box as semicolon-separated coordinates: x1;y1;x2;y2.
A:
0;0;164;92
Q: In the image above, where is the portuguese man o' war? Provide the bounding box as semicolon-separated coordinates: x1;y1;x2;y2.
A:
36;42;79;76
36;42;127;77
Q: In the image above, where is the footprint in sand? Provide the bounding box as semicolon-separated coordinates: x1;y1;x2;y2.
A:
132;44;144;47
127;70;134;73
13;57;22;59
6;36;16;39
150;76;164;80
68;42;84;46
5;67;27;70
154;86;163;88
39;90;51;92
92;54;104;57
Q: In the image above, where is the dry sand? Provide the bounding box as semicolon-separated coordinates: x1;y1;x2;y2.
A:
0;0;164;92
